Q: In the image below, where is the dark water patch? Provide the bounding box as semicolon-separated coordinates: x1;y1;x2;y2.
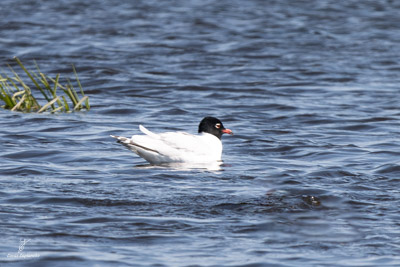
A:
232;221;277;234
154;107;189;116
70;217;125;224
280;179;303;185
322;77;356;83
348;184;380;192
26;256;87;267
0;165;51;176
369;150;400;157
3;150;65;162
177;85;210;92
296;117;340;126
307;169;359;179
337;124;377;132
36;126;76;133
375;164;400;175
98;107;139;115
359;116;398;122
36;197;150;207
6;197;42;204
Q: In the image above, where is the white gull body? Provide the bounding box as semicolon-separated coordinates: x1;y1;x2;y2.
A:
111;125;223;164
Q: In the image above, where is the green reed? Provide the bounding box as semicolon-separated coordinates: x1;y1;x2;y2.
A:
0;57;90;113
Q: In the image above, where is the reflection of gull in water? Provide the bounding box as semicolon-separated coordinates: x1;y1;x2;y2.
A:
111;117;233;165
135;161;226;172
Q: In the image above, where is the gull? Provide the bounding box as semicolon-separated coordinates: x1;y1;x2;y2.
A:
111;117;233;164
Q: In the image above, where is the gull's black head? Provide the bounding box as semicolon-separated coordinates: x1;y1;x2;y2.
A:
198;117;233;140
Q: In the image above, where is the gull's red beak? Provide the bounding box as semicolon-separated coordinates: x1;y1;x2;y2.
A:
222;128;233;135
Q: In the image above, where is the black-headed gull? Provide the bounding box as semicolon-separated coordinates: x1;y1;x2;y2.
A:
111;117;233;164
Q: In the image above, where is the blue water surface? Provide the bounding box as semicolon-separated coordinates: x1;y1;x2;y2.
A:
1;0;400;266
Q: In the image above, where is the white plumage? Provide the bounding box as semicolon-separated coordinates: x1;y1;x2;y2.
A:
111;125;222;164
111;117;233;165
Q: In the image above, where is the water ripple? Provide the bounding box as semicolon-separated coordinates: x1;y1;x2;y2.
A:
1;0;400;266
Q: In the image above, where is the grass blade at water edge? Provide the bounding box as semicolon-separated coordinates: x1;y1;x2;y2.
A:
11;94;26;111
0;58;89;113
72;65;89;110
61;95;70;111
37;96;60;113
0;87;15;108
73;96;88;111
14;57;51;102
